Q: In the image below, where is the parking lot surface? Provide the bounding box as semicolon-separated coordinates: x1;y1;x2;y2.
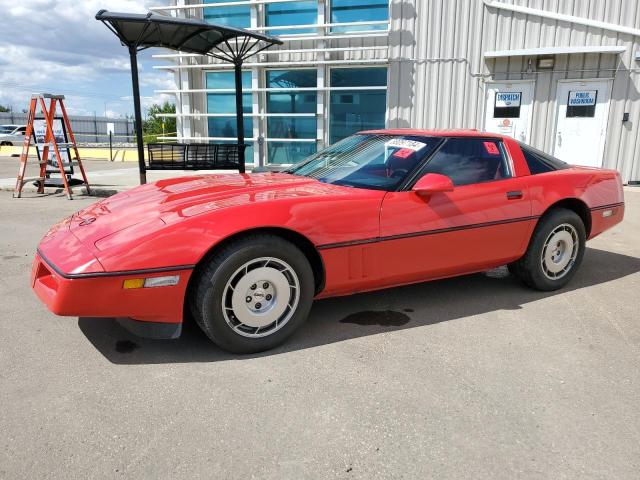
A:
1;188;639;479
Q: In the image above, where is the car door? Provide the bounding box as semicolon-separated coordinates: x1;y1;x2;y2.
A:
376;136;533;287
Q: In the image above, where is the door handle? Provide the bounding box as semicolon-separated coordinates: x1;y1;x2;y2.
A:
557;131;562;147
506;190;523;200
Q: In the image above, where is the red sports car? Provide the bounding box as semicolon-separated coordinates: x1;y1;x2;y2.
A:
32;130;624;353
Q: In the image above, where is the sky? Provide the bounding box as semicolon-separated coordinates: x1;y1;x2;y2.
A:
0;0;175;118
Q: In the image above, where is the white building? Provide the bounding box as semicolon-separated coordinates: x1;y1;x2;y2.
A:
153;0;640;183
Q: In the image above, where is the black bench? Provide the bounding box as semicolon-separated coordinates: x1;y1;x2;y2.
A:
147;143;247;171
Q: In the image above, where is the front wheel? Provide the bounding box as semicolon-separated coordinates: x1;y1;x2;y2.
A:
192;235;315;353
509;208;586;291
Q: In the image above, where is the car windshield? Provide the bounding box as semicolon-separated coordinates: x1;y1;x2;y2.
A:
288;134;440;190
0;126;17;134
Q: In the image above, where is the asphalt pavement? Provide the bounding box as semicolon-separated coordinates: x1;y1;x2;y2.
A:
0;188;639;479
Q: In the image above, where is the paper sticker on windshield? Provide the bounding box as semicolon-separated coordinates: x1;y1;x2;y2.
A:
483;141;500;155
386;139;427;152
392;148;415;159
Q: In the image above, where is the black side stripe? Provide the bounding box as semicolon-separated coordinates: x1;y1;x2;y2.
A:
590;202;624;212
37;249;195;280
317;215;540;250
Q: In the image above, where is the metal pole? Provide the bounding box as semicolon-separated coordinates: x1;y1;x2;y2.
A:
129;45;147;184
109;131;113;162
233;61;245;173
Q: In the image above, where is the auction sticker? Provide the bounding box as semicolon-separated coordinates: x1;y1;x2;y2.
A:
386;138;427;152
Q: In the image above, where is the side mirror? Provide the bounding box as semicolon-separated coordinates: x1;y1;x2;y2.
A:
412;173;454;196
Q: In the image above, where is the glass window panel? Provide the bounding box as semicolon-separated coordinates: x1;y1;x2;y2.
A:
206;70;254;161
206;71;251;90
203;0;250;28
330;0;388;33
329;68;387;143
266;1;317;35
268;141;316;165
267;117;316;138
330;67;387;87
266;69;317;88
206;71;252;114
207;117;253;139
267;93;316;114
266;69;318;164
207;94;252;114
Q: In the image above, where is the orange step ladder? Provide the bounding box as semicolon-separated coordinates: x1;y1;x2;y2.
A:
14;94;91;200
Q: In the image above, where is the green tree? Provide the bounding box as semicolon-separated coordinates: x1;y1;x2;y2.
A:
0;105;10;113
143;101;176;143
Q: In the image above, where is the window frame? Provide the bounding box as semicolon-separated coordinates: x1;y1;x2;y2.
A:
401;136;515;191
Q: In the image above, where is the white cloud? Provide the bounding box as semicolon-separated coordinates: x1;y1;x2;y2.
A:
0;0;175;116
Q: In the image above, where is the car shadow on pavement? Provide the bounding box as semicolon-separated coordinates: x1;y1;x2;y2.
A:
78;247;640;365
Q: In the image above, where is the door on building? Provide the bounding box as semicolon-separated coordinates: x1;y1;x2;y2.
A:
484;81;534;143
553;80;611;167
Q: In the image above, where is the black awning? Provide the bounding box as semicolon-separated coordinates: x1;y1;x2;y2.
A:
96;10;283;182
95;10;282;56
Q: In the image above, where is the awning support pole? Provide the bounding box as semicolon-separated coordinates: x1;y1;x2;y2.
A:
233;61;246;174
129;45;147;184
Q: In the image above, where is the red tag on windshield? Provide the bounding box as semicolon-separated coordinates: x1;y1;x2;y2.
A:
393;148;414;158
483;142;500;155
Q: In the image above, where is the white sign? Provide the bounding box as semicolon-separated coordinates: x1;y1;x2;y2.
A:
495;92;522;108
106;122;115;135
33;118;72;169
385;138;427;152
568;90;597;106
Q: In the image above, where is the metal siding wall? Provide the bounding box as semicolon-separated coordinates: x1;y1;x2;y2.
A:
388;0;640;182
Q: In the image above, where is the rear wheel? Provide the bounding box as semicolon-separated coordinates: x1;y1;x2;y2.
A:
509;208;586;291
192;235;314;353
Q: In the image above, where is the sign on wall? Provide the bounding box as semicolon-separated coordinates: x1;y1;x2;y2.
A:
495;92;522;108
568;90;597;106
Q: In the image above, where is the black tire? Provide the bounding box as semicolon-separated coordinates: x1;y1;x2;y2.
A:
509;208;586;291
192;234;315;354
0;141;13;146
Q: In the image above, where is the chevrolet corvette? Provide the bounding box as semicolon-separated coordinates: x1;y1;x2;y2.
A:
32;130;625;353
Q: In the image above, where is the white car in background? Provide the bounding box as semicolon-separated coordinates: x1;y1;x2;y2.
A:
0;125;27;146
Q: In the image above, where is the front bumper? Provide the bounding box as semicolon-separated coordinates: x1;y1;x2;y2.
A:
31;251;192;326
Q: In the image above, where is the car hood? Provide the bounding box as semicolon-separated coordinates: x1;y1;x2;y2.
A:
68;172;350;249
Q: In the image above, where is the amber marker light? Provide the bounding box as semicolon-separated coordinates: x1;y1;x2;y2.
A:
123;276;180;289
123;278;145;289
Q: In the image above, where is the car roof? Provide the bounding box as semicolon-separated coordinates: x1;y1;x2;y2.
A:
359;128;507;139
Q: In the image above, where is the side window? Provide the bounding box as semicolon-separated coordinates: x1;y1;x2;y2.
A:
521;147;554;175
520;145;569;174
18;127;26;135
420;138;511;186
